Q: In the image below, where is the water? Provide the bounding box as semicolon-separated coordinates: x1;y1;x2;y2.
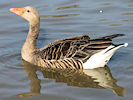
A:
0;0;133;100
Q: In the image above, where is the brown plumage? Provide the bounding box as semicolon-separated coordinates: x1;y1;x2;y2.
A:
39;34;121;62
10;6;127;69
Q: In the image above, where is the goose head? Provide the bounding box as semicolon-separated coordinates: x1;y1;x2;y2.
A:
10;6;40;24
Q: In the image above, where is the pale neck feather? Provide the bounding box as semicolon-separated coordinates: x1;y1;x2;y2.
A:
21;18;40;61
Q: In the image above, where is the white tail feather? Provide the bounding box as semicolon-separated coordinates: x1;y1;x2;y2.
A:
83;43;128;69
124;43;128;47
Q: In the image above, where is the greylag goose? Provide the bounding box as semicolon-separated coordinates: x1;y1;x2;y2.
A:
10;6;128;69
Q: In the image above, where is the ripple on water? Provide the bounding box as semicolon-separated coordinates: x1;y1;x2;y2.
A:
121;19;133;22
109;24;122;26
99;18;108;22
102;3;112;5
121;12;133;15
56;5;81;10
128;5;133;7
40;14;80;18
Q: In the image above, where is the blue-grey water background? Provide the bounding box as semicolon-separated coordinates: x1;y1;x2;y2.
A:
0;0;133;100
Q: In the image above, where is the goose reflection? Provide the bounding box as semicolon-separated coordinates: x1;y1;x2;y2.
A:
16;60;126;98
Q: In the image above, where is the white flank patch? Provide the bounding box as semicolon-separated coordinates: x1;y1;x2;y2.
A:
83;43;128;69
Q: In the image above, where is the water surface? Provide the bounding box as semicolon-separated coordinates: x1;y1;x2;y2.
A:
0;0;133;100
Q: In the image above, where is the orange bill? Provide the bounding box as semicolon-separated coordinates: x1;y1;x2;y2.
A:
10;8;24;16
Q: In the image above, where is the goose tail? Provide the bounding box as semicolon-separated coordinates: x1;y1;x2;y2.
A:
83;43;128;69
97;34;125;40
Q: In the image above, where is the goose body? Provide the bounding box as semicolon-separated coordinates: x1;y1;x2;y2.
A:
10;6;128;69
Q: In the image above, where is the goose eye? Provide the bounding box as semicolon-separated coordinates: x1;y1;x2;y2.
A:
27;10;30;12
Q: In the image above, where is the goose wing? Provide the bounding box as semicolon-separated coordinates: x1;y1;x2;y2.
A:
38;34;124;62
